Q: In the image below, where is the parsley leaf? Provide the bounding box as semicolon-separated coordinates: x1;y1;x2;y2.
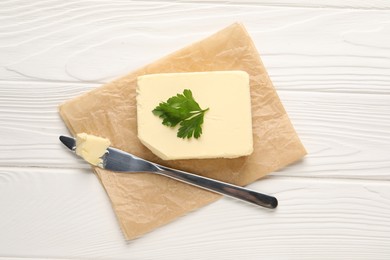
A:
152;89;209;139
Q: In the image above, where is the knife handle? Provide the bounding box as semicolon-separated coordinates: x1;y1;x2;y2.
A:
156;166;277;209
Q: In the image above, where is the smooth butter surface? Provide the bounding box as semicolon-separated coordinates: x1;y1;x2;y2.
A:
136;71;253;160
75;133;111;166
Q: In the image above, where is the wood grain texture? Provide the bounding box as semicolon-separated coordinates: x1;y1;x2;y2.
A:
1;168;389;259
1;1;390;91
1;0;390;259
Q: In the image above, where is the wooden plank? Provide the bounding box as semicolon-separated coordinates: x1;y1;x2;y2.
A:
276;91;390;179
1;0;389;11
1;82;389;180
0;2;389;92
0;82;95;169
0;168;389;259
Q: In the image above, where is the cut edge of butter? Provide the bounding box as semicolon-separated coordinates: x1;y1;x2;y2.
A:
75;133;111;166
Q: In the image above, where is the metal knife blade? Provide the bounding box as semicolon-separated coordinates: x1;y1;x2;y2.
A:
59;135;278;209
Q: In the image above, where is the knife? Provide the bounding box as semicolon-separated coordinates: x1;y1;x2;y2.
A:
60;135;278;209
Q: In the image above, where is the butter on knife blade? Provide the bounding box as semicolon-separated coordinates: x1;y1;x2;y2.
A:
73;133;111;166
59;134;278;209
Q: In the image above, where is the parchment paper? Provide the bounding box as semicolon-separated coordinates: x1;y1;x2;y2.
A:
59;23;306;239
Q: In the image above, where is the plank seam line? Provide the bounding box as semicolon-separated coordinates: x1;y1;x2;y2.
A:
134;0;390;10
1;165;389;184
0;79;389;96
0;257;84;260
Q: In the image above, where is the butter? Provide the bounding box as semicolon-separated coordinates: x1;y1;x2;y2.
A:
75;133;111;166
136;71;253;160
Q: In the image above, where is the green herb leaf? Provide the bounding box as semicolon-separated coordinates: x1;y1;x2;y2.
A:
152;89;209;139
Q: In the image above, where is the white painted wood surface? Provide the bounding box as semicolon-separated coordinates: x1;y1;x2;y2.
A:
1;1;389;259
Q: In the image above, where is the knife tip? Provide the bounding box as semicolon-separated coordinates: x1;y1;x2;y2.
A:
59;135;76;150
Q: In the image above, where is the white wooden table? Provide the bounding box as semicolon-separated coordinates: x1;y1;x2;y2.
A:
1;1;390;259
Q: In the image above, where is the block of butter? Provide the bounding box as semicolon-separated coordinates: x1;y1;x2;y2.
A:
136;71;253;160
75;133;111;166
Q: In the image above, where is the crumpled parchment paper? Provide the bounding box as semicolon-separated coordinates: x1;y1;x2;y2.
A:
59;23;306;239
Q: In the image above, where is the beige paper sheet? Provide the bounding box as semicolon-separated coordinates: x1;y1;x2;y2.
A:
59;23;306;239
